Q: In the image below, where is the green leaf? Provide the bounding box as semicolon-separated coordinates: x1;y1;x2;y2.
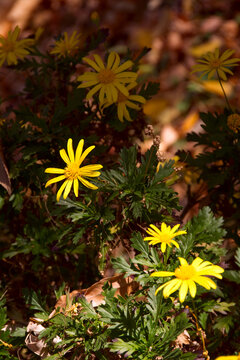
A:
112;257;139;277
213;315;234;334
224;270;240;284
131;201;143;219
22;289;47;313
120;146;137;178
78;297;99;320
199;312;208;330
146;287;162;321
108;338;138;356
234;248;240;268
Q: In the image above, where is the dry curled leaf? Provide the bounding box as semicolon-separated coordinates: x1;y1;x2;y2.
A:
55;273;138;311
26;274;138;357
0;152;11;195
174;329;191;349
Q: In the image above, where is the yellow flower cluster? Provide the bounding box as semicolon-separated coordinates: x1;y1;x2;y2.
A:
227;113;240;133
77;52;146;122
144;222;224;302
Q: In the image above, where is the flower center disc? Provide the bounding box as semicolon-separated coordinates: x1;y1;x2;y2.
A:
117;92;128;103
175;264;196;280
210;59;221;69
98;69;116;84
65;163;80;179
3;41;15;52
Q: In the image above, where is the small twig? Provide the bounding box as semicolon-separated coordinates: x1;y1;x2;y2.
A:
216;70;232;111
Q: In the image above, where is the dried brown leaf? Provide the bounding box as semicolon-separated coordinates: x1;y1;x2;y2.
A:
0;153;11;195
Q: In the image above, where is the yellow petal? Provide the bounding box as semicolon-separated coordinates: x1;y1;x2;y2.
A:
63;179;73;199
117;103;124;122
178;257;188;266
80;164;103;171
123;106;131;121
86;84;102;99
171;240;179;248
45;168;65;174
110;84;118;102
75;139;84;163
179;281;188;303
194;276;216;290
114;60;133;74
73;178;79;197
162;279;181;298
107;52;116;69
125;101;140;110
78;145;95;166
161;242;167;253
56;180;68;201
67;138;75;162
149;224;161;234
83;57;100;71
79;176;98;189
116;71;137;78
188;279;197;298
60;148;70;164
128;95;146;104
45;175;66;187
150;271;175;277
111;52;120;70
93;54;105;69
170;224;180;233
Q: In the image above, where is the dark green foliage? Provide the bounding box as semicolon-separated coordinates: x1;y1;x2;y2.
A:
177;111;240;243
1;25;239;360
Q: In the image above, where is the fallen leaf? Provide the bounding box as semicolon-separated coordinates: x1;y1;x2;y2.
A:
201;80;232;97
174;329;191;349
189;38;222;57
143;98;168;121
0;152;11;195
55;274;138;311
180;111;199;135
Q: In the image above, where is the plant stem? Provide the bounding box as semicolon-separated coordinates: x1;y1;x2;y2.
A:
216;70;232;111
163;246;170;270
143;145;154;179
190;301;210;360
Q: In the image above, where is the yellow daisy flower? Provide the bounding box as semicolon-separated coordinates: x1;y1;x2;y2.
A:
101;82;146;122
45;138;102;201
0;26;34;66
144;223;187;253
77;52;137;103
227;113;240;133
192;48;240;81
50;30;81;58
151;257;224;302
215;355;240;360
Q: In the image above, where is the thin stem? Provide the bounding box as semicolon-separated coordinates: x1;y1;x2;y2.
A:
189;301;210;360
216;70;232;111
163;246;171;270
